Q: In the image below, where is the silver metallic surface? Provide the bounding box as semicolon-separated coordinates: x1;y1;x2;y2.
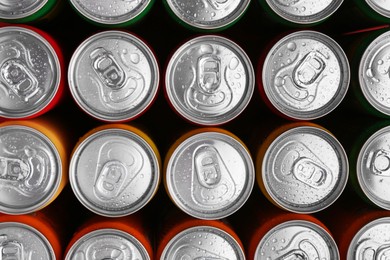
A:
68;31;159;122
262;126;348;213
69;0;152;25
161;226;245;260
347;217;390;260
165;35;254;125
255;220;339;260
0;0;48;20
69;128;160;217
166;131;254;219
264;0;344;24
357;126;390;210
366;0;390;18
0;125;61;214
0;222;55;260
262;30;349;120
165;0;250;30
65;229;150;260
359;30;390;116
0;27;60;119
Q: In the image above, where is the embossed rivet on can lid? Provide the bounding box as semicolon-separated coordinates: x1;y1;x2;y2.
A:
262;126;348;213
262;30;349;120
0;27;61;119
365;0;390;18
165;35;254;125
347;217;390;260
161;226;245;260
359;30;390;116
0;125;62;214
166;131;254;219
255;220;339;260
65;229;150;260
69;127;160;217
68;30;159;122
0;222;55;259
0;0;48;20
357;126;390;210
264;0;344;24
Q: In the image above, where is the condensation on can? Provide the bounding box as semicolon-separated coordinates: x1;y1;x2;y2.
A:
0;26;62;119
165;35;254;125
68;30;159;122
165;128;254;220
69;124;161;217
260;30;350;120
257;124;349;213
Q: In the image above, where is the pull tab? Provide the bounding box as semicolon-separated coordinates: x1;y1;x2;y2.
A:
274;0;300;7
293;51;326;89
197;54;221;93
367;149;390;177
206;0;232;9
94;160;127;200
276;249;308;260
292;157;329;189
88;243;131;260
376;244;390;260
0;239;25;260
173;245;228;260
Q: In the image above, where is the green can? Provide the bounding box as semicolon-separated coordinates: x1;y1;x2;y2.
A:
354;0;390;23
0;0;58;23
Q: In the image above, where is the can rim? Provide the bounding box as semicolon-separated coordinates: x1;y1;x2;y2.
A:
365;0;390;18
0;0;48;20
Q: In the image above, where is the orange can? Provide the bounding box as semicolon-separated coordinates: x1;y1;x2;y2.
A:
65;214;153;260
0;118;68;214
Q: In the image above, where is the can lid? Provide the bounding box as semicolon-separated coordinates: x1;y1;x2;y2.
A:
165;0;250;30
0;125;62;214
347;217;390;259
357;125;390;210
0;222;55;260
0;0;48;20
359;30;390;116
165;35;254;125
166;131;254;219
69;128;160;217
264;0;344;24
0;26;61;119
255;220;339;260
68;31;159;122
161;226;245;260
262;126;348;213
365;0;390;18
262;30;349;120
65;229;150;260
69;0;152;25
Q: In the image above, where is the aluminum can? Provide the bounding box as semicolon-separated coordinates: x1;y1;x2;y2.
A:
65;215;153;260
256;122;349;213
165;35;254;126
69;0;154;27
164;0;250;31
165;128;254;220
0;0;58;23
0;119;68;215
259;30;350;120
0;25;64;120
69;124;161;217
68;30;159;122
355;0;390;23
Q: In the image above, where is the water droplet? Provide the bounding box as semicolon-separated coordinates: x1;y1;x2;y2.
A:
229;57;239;70
130;53;140;64
211;12;216;17
378;59;384;65
200;44;213;54
287;42;297;51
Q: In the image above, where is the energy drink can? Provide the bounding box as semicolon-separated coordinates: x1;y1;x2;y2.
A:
68;30;159;122
165;128;254;219
0;0;59;23
259;30;350;120
165;35;254;125
256;122;349;213
0;25;64;120
69;124;161;217
0;119;68;215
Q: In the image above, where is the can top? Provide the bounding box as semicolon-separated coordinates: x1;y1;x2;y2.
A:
0;26;61;119
262;126;348;213
255;220;339;260
65;228;150;260
165;0;250;30
166;131;254;219
0;0;48;20
69;128;160;217
347;217;390;259
69;0;152;25
359;30;390;116
264;0;344;24
357;125;390;210
0;222;55;260
161;226;245;260
68;31;159;122
262;30;349;120
365;0;390;18
0;125;62;214
165;35;254;125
